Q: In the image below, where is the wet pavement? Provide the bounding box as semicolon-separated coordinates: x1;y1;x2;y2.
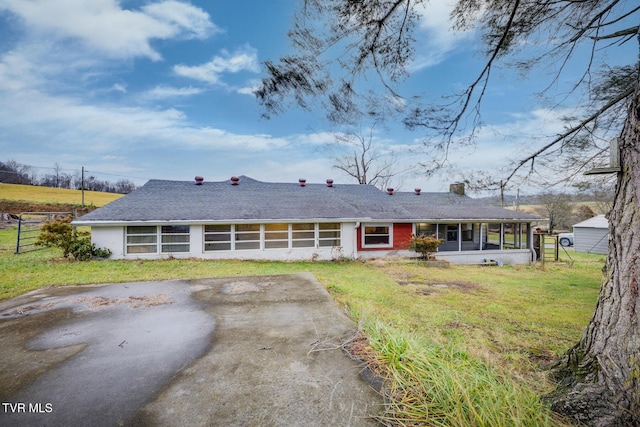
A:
0;273;382;426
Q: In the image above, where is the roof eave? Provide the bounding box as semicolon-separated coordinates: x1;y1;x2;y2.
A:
72;217;368;227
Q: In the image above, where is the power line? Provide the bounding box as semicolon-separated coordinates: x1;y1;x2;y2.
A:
84;170;149;181
1;160;150;182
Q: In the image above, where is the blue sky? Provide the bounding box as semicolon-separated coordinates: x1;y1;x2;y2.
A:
0;1;633;194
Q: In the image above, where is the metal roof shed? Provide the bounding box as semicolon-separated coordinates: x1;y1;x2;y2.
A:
573;214;609;254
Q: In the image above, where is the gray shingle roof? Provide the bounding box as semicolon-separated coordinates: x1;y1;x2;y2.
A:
74;176;539;224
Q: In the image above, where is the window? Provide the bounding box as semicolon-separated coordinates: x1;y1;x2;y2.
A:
264;223;289;249
126;226;157;254
446;225;458;242
461;223;474;242
126;225;190;254
363;224;391;247
487;224;501;248
235;224;260;250
292;223;315;248
504;223;519;249
318;223;341;247
161;225;190;253
204;224;231;251
480;223;488;248
203;222;343;251
504;223;529;249
415;223;443;239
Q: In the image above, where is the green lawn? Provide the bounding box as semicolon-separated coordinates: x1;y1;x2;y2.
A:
0;226;603;426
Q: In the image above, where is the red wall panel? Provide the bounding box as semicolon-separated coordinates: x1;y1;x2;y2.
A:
357;223;413;251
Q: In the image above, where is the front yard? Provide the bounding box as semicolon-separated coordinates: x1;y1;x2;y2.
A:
0;226;602;425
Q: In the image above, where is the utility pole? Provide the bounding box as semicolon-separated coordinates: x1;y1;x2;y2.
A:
81;166;85;207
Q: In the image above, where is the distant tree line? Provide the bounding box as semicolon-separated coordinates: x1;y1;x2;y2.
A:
0;160;137;194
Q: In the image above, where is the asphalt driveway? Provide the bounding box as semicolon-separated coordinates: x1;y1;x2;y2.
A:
0;273;382;426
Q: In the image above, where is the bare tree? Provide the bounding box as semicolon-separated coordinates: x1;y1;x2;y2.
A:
331;123;406;188
114;179;136;194
573;204;596;224
257;1;640;424
574;176;616;215
0;160;31;184
536;192;573;234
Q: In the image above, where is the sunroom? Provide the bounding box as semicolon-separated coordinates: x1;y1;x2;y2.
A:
414;222;532;252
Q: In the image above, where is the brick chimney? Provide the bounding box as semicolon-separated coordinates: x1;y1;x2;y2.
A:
449;183;465;195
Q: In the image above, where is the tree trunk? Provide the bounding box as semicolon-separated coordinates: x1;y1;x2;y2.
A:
550;66;640;426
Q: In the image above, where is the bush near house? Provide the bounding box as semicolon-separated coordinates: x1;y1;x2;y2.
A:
36;216;111;260
407;234;444;260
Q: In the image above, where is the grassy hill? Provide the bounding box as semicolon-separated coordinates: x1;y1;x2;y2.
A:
0;183;123;215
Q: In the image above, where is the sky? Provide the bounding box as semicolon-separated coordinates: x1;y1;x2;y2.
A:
0;0;635;195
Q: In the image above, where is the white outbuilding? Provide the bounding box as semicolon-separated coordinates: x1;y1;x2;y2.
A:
573;214;609;254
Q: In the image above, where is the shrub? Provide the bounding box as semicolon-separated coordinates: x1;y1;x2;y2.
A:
36;216;76;257
68;237;93;261
408;234;444;260
36;216;111;261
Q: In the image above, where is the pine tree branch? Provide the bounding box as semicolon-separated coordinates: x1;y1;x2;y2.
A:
503;86;634;186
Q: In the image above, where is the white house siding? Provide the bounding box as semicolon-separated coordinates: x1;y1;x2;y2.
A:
91;226;126;259
91;222;533;264
91;223;357;261
573;215;609;255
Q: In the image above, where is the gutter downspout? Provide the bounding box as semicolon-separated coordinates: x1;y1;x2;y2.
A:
529;223;537;263
353;222;360;259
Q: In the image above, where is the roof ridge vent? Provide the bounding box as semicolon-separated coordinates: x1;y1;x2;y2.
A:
195;176;204;185
326;179;334;187
299;178;306;187
414;188;421;195
386;188;394;195
231;176;239;185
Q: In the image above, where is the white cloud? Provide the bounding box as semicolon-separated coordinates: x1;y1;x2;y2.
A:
0;0;217;61
0;2;346;185
236;79;261;96
0;62;289;155
436;108;583;186
110;83;127;93
411;1;474;70
291;132;341;146
143;85;203;99
242;157;338;184
174;46;259;84
142;1;217;40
